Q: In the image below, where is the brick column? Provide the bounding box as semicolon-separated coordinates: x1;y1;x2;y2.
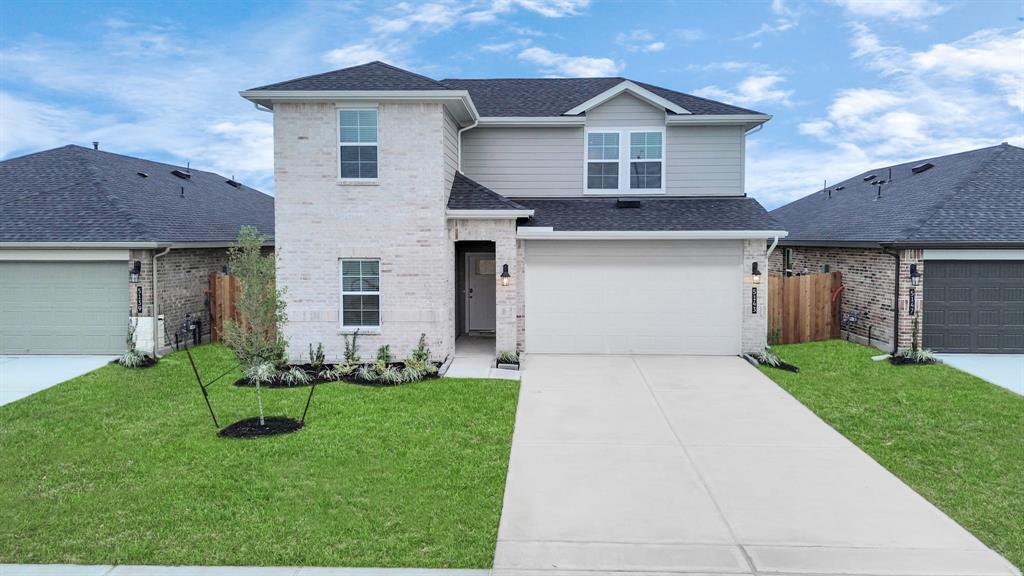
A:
742;239;769;353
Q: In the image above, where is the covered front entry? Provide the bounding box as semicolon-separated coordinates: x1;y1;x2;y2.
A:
0;260;126;354
524;240;743;355
924;259;1024;353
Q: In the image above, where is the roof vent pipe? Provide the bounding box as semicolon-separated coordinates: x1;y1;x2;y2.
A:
92;141;99;150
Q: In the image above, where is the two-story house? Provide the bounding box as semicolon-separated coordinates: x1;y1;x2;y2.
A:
241;61;786;363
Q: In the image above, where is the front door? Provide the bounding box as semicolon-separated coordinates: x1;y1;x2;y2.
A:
466;253;497;333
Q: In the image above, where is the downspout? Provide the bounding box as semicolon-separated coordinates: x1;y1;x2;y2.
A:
882;247;900;355
152;247;172;357
457;119;479;172
766;235;779;259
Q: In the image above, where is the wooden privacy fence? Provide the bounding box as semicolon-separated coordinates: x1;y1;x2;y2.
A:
208;272;240;342
768;272;843;344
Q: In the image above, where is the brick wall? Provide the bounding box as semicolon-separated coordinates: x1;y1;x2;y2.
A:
274;101;450;364
896;249;924;350
769;246;897;349
742;239;768;353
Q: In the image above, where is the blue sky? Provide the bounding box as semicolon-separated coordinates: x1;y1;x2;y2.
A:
1;0;1021;208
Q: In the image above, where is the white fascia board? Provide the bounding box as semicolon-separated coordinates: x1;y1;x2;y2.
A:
447;209;534;219
517;228;789;240
923;248;1024;260
564;81;689;115
239;89;480;123
666;114;772;127
476;116;586;127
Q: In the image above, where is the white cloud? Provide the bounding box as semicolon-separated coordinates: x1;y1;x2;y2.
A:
479;39;532;53
370;2;461;34
518;46;621;77
797;120;833;138
694;74;794;107
911;29;1024;110
828;0;947;20
616;30;666;53
467;0;589;23
323;43;394;67
674;28;705;42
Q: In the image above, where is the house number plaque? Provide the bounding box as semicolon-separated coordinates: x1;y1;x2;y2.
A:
751;287;758;314
908;288;916;316
136;286;143;314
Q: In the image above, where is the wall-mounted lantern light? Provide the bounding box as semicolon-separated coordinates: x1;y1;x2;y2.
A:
751;262;761;284
129;260;142;283
909;263;921;287
500;263;511;287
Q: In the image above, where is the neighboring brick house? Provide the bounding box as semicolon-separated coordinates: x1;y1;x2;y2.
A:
0;145;274;355
771;144;1024;354
241;61;786;363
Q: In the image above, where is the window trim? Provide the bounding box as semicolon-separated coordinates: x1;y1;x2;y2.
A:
337;106;379;183
583;127;666;195
340;258;381;331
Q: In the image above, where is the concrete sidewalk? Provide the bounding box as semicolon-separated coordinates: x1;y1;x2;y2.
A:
493;354;1020;575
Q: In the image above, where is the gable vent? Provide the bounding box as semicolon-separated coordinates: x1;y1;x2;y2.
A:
171;169;191;180
137;172;149;178
862;174;877;181
616;198;642;209
911;162;934;174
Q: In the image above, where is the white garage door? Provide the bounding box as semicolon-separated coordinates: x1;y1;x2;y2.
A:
525;240;743;355
0;261;126;354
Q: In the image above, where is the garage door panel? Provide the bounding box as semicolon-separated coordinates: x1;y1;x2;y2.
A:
525;240;742;355
0;261;126;354
924;260;1023;354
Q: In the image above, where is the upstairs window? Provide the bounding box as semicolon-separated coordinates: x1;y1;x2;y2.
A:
339;110;378;180
629;131;662;189
586;132;619;190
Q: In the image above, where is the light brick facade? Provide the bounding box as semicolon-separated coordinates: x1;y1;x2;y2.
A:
768;245;924;351
742;239;769;354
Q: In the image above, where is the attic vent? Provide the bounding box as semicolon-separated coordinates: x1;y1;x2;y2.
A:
911;162;934;174
226;179;241;188
616;198;642;209
834;185;846;191
171;169;191;180
863;174;876;181
875;179;887;185
137;172;149;178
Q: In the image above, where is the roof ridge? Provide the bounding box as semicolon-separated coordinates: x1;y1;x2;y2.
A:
442;76;624;82
901;144;1009;242
250;61;450;92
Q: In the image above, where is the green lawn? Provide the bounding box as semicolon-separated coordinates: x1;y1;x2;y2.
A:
0;344;519;568
759;340;1023;569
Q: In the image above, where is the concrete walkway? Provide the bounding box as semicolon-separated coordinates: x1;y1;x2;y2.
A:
0;355;117;406
445;336;520;380
493;354;1020;576
938;354;1024;395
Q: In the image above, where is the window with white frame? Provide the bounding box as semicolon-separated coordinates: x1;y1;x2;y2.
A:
586;132;619;190
341;259;380;328
339;110;378;180
585;128;664;193
629;131;662;189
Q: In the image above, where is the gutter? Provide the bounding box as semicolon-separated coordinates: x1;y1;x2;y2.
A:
152;246;172;358
447;208;534;219
516;228;789;240
882;247;900;355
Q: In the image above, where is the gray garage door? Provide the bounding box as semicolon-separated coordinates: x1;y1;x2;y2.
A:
923;260;1024;353
0;261;127;354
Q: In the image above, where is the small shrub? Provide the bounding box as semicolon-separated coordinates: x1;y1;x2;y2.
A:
753;349;781;367
377;364;405;385
402;364;425;382
893;347;939;365
308;342;326;370
375;344;393;365
244;360;277;425
410;333;431;363
335;362;356;378
282;366;311;386
357;365;376;382
497;350;519;365
317;366;338;381
343;330;361;365
119;316;147;368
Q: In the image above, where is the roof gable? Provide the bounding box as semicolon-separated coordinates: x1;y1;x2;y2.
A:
564;80;688;115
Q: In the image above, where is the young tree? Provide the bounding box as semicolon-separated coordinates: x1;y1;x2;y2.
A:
224;226;287;425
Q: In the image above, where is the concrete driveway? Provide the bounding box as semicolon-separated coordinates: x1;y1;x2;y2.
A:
0;355;116;407
494;355;1019;576
938;354;1024;395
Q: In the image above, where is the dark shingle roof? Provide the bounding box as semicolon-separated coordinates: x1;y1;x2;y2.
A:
248;61;451;91
771;144;1024;245
513;196;780;231
244;61;762;117
440;77;763;117
0;145;274;243
447;172;528;211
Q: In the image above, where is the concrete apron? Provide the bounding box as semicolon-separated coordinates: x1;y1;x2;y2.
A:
493;354;1020;576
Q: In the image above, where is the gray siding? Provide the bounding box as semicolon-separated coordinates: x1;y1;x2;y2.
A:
443;108;459;201
460;93;746;197
586;92;665;127
665;125;745;196
461;127;584;197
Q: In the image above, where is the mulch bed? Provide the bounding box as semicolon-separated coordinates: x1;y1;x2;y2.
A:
889;356;939;366
218;416;304;438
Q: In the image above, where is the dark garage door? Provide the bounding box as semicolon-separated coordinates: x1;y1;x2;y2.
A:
923;260;1024;353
